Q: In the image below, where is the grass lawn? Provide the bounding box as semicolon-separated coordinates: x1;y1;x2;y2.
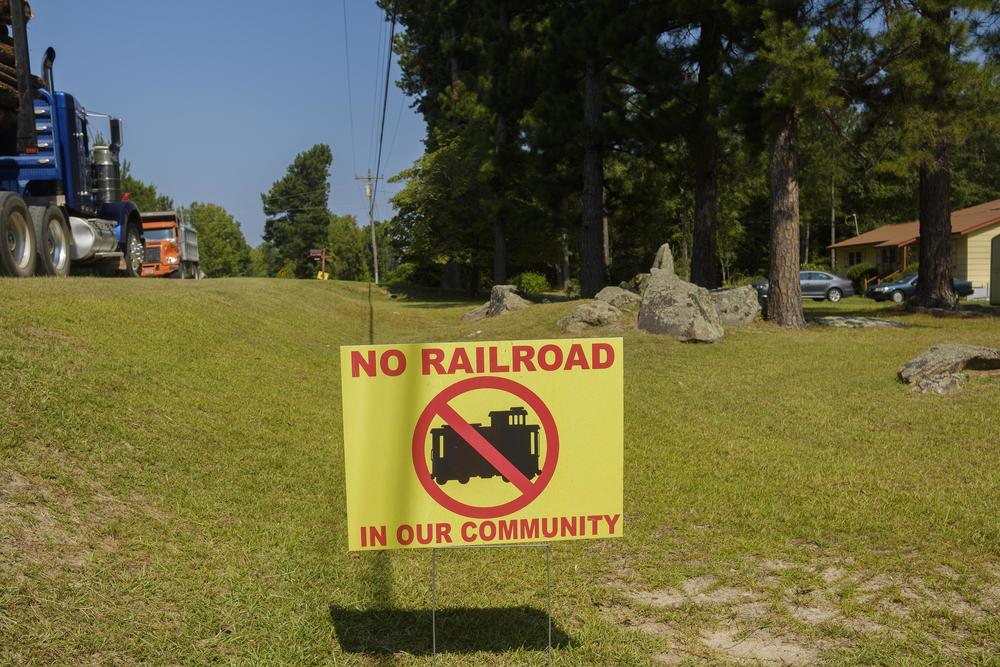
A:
1;280;998;665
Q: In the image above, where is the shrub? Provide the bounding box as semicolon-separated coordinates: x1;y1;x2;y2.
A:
513;271;550;295
800;261;831;271
727;274;766;288
844;262;878;291
564;278;580;298
384;261;419;286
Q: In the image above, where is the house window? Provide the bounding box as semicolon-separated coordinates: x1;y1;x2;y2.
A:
880;247;898;266
848;251;863;266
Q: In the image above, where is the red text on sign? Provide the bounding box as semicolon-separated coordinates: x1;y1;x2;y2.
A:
351;349;407;378
353;343;615;378
359;514;622;549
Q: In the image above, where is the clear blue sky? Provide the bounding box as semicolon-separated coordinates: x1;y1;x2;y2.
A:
28;1;425;245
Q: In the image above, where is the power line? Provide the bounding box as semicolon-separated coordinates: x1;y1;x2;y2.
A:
384;94;406;173
368;8;389;172
371;1;398;215
356;0;399;287
341;0;358;175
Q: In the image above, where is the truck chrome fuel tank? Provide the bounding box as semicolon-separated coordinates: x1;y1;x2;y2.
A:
68;216;117;261
91;146;122;205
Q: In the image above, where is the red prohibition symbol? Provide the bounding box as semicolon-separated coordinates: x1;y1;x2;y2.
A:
412;376;559;519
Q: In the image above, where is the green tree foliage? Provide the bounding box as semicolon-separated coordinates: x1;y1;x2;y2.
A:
249;242;278;278
121;162;173;213
185;202;252;278
385;0;1000;299
261;145;334;278
327;214;370;281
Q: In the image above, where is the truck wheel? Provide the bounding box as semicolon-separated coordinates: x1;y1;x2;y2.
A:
0;193;37;277
31;206;71;277
124;223;144;278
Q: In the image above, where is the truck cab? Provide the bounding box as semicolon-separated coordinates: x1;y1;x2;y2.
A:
0;5;145;278
140;211;200;279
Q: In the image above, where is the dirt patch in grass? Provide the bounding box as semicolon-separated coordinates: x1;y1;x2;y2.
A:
603;551;1000;663
702;626;820;665
625;575;758;610
0;441;164;580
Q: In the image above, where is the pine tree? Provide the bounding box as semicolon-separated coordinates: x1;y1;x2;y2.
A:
261;145;333;278
754;2;836;328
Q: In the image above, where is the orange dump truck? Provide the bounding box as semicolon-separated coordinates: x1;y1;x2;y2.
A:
140;212;200;279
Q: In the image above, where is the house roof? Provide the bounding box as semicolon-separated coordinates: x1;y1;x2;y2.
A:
829;198;1000;249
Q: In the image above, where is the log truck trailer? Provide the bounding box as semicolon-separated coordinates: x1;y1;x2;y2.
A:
0;1;145;278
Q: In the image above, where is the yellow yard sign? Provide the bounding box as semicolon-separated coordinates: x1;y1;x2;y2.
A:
340;338;623;551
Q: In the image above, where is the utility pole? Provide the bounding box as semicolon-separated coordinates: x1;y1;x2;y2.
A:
356;170;383;284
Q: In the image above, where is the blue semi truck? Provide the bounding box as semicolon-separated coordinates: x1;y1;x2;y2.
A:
0;2;145;278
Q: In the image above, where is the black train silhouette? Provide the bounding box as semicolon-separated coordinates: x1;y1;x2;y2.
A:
430;407;541;485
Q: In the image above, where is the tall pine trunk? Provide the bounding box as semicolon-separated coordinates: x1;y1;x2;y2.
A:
447;28;461;102
915;150;955;308
767;108;806;328
493;113;509;285
913;4;957;309
581;55;605;297
492;2;510;286
690;16;721;289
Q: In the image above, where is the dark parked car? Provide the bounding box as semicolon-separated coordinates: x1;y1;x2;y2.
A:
753;271;855;303
866;272;974;302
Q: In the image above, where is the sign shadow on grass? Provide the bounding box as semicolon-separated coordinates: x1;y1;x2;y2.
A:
330;605;572;655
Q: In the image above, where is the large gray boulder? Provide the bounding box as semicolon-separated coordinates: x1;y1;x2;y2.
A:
558;300;622;333
596;286;641;311
710;286;761;328
463;285;532;321
898;344;1000;394
651;243;675;274
637;270;724;343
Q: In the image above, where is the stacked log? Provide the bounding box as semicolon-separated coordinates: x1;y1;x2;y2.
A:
0;1;42;133
0;1;32;24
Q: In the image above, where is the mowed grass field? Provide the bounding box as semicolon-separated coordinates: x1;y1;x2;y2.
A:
1;278;998;665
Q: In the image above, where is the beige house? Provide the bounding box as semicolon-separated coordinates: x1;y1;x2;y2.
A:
830;198;1000;299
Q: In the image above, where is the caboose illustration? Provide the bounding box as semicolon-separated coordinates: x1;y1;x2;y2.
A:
430;407;541;485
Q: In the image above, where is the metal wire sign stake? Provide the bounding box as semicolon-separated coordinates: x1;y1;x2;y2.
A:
431;543;552;666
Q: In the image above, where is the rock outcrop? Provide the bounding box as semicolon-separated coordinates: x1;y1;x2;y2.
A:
637;279;723;343
636;243;724;342
463;285;532;321
898;344;1000;394
619;273;652;295
558;300;622;333
811;316;907;329
710;286;761;328
595;286;641;311
651;243;675;274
